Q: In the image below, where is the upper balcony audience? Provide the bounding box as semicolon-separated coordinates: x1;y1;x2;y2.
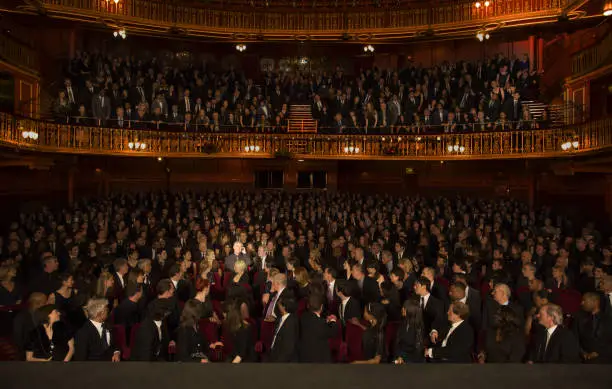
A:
52;51;547;134
1;190;611;363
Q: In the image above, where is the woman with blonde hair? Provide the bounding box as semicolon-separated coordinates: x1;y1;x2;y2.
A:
308;249;323;275
0;264;22;306
294;267;311;299
95;271;116;308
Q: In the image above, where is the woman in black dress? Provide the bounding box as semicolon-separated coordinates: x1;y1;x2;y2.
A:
26;305;74;362
221;300;255;363
479;305;526;363
353;303;387;364
380;281;402;322
394;298;425;364
176;299;209;363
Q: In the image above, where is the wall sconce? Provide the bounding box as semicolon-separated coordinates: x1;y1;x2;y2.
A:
363;45;375;53
21;130;39;140
447;144;466;153
476;31;490;42
236;44;247;52
343;146;360;154
128;141;146;150
561;141;579;151
113;29;127;39
244;145;261;152
475;1;491;7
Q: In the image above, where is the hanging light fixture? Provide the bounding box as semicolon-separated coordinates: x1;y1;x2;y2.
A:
236;44;247;52
476;30;490;42
363;45;375;53
113;28;127;39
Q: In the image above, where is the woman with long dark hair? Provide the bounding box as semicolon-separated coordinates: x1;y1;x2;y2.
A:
221;299;255;363
176;299;209;363
479;305;526;363
352;303;387;364
394;298;425;364
26;305;74;362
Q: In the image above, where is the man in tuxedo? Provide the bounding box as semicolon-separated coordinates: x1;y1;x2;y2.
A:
151;93;168;117
449;282;481;333
91;90;111;125
80;80;97;114
414;276;445;335
454;273;482;331
28;255;60;296
423;267;449;310
432;103;448;126
299;293;338;363
528;303;581;363
74;298;121;361
264;273;292;321
112;107;129;128
337;279;361;325
332;113;345;134
572;292;612;363
426;301;474;363
483;283;524;330
113;283;143;334
350;263;380;305
169;263;193;303
179;89;193;115
485;92;501;121
323;267;340;313
147;279;180;337
504;91;523;123
267;294;299;362
64;78;78;109
112;258;129;302
131;305;171;361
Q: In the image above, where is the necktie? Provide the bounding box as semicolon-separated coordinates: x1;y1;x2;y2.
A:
592;315;599;337
420;297;425;309
186;98;190;112
266;292;279;318
544;329;553;355
68;88;74;103
100;324;109;349
271;318;283;349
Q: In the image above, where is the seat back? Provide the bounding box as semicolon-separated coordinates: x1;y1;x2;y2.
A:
259;319;275;352
344;322;364;362
555;289;582;315
385;321;400;358
112;324;128;360
198;318;219;343
125;322;142;360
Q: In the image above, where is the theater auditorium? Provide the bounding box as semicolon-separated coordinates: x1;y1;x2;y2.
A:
0;0;611;387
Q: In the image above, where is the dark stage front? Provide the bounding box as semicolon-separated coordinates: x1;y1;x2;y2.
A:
1;363;610;389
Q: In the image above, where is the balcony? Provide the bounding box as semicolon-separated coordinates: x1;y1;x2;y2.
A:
32;0;571;41
2;113;611;161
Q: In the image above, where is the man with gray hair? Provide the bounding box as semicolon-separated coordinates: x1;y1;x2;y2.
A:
483;282;524;330
527;303;580;363
224;240;251;271
74;298;121;361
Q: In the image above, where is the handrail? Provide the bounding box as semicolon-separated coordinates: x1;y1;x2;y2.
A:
39;0;568;34
2;113;610;160
0;34;39;72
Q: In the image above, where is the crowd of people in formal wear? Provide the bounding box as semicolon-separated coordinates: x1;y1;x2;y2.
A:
2;190;610;363
52;50;548;134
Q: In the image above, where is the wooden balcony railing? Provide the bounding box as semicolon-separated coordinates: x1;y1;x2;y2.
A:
571;29;612;77
2;113;611;160
0;34;39;72
39;0;568;35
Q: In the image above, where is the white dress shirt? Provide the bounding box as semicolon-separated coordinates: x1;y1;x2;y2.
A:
90;320;110;345
116;272;125;288
421;293;431;309
340;297;350;321
545;325;557;352
154;320;163;340
426;320;464;358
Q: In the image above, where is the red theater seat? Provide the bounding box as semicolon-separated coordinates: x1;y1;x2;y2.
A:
385;321;400;357
344;322;364;362
112;325;128;360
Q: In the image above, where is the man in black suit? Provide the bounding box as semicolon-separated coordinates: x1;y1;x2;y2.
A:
350;263;380;305
485;92;501;121
299;294;338;363
503;91;523;123
264;273;292;321
453;273;482;331
449;282;481;333
169;263;193;303
337;279;361;325
179;89;194;116
426;301;474;363
267;294;299;362
423;267;449;310
112;258;129;302
528;303;580;363
572;292;612;363
131;305;171;361
113;283;143;335
74;297;121;361
414;276;445;335
483;283;524;330
147;279;180;338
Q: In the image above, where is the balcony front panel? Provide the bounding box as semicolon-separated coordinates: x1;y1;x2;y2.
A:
37;0;569;39
2;114;610;161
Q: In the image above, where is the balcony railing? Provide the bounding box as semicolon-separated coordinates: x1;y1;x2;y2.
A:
0;34;39;72
39;0;567;35
2;113;610;160
571;28;612;77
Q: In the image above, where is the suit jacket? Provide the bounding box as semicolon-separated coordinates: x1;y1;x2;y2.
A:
351;277;381;306
529;326;580;363
423;295;446;334
179;96;194;115
339;297;361;324
268;313;299;362
112;272;127;302
91;96;111;120
431;321;474;363
131;318;169;361
299;311;337;363
484;330;526;363
572;311;612;363
112;299;141;329
465;287;482;331
483;298;524;330
74;320;119;361
151;99;169;116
